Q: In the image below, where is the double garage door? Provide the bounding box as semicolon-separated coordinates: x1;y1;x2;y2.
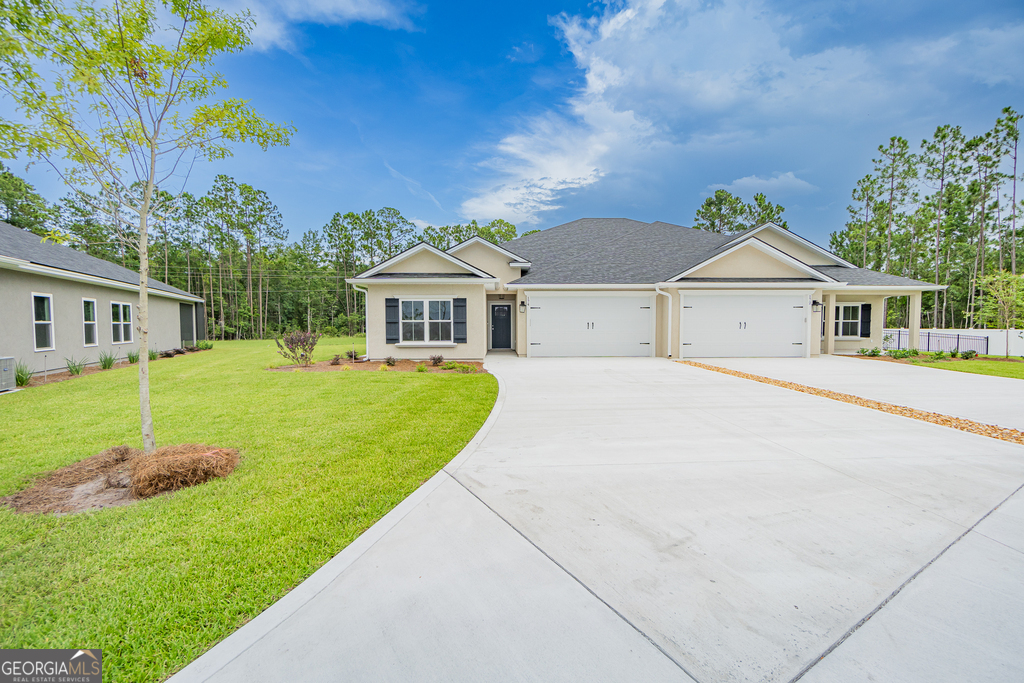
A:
526;292;808;357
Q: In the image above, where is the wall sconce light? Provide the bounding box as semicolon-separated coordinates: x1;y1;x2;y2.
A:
811;300;822;312
519;301;527;313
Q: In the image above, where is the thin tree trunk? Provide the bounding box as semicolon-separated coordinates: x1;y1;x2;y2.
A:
137;148;158;454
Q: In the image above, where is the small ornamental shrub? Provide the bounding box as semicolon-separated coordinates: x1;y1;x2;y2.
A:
329;354;342;366
866;347;881;357
148;349;159;361
275;331;322;366
126;349;140;364
15;361;32;386
341;366;352;371
950;349;960;358
931;350;946;360
64;356;87;375
378;364;389;371
962;349;978;360
345;349;359;360
416;364;428;372
429;354;444;366
441;361;476;373
98;350;117;369
197;339;214;350
384;356;397;367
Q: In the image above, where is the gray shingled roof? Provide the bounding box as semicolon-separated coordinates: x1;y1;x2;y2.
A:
502;218;935;287
0;221;199;298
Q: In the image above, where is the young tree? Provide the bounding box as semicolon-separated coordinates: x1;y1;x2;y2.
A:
979;272;1024;357
0;0;293;452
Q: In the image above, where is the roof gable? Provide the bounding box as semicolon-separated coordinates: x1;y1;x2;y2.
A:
719;222;853;267
356;242;494;279
448;236;529;265
670;238;836;282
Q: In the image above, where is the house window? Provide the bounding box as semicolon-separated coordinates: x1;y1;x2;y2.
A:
111;302;133;344
401;299;452;343
83;299;98;346
33;293;54;351
835;304;862;338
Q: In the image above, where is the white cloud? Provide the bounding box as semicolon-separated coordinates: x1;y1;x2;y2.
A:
709;172;817;196
218;0;418;51
460;0;1024;225
384;161;444;211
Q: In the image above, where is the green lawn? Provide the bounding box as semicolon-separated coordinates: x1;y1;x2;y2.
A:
0;338;497;682
910;357;1024;380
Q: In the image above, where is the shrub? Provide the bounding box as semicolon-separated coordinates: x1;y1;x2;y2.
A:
65;356;87;375
441;361;476;373
15;361;32;386
345;349;360;360
962;349;978;360
149;349;159;361
341;366;352;371
384;356;397;366
197;339;214;350
275;331;322;366
950;349;960;358
866;347;881;357
416;363;428;372
931;350;946;360
126;349;140;364
98;350;117;369
378;364;389;371
885;348;915;360
329;354;342;366
429;354;444;366
320;325;339;338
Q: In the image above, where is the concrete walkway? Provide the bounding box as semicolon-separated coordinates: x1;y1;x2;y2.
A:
172;356;1024;683
702;355;1024;431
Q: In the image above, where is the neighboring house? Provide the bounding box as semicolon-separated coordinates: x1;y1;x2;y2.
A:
348;218;943;360
0;221;205;373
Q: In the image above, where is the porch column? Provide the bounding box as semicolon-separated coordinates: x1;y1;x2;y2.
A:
909;292;922;350
824;292;836;355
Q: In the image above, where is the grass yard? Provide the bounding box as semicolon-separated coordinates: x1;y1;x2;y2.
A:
0;337;497;682
910;357;1024;380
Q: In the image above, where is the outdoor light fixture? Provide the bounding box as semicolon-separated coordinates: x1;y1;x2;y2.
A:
519;301;526;313
811;300;822;312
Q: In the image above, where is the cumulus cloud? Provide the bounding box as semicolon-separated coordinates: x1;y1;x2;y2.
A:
709;172;817;196
460;0;1024;225
218;0;419;51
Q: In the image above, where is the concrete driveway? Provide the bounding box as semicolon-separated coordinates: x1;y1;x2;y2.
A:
703;355;1024;431
172;356;1024;683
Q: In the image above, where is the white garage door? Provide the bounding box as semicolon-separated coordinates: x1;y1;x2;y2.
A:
681;294;808;357
528;295;654;357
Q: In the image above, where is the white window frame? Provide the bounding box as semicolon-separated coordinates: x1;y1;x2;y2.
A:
32;292;55;352
82;298;98;347
835;302;865;340
398;297;454;346
111;301;134;344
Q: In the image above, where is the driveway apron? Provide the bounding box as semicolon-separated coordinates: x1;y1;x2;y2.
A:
172;356;1024;683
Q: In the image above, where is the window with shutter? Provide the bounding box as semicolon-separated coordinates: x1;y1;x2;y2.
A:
453;298;467;344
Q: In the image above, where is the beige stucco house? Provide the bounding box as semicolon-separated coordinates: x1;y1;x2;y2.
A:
0;221;205;374
349;219;942;361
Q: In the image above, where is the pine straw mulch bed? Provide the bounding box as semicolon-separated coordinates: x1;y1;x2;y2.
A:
1;444;239;515
268;359;487;373
26;348;210;387
679;360;1024;446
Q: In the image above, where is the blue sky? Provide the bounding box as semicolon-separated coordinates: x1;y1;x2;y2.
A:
17;0;1024;246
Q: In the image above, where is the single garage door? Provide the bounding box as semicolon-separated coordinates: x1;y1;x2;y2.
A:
681;294;808;357
528;295;654;357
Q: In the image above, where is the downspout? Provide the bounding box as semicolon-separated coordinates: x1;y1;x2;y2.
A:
655;287;672;358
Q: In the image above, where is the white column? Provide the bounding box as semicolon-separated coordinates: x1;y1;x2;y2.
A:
824;292;836;355
909;292;922;350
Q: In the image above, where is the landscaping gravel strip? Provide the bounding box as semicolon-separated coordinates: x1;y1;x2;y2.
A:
680;360;1024;446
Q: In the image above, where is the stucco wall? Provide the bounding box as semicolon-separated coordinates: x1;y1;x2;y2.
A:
364;283;488;360
684;244;811;279
753;232;831;266
830;294;886;355
1;269;192;373
378;250;473;275
450;242;523;290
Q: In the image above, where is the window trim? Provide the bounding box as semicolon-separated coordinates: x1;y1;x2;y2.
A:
32;292;55;352
835;302;865;340
111;300;134;344
398;297;454;345
82;297;98;347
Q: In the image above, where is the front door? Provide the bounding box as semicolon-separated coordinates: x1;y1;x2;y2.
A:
491;304;512;349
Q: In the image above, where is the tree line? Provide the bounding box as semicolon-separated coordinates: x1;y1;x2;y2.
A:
829;107;1024;330
2;165;522;339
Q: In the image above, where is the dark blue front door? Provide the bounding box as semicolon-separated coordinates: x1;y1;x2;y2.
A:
491;304;512;349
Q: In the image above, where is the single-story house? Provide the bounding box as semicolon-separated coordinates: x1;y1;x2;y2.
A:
0;221;205;373
348;218;942;361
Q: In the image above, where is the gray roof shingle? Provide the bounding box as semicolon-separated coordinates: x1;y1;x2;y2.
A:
0;221;199;298
501;218;936;288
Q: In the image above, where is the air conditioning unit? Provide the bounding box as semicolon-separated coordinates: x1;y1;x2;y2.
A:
0;357;15;392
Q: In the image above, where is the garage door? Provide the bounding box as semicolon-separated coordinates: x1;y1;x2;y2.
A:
528;295;654;357
681;294;808;357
